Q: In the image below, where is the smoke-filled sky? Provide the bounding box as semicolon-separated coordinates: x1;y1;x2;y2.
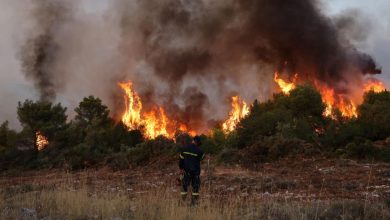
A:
0;0;389;130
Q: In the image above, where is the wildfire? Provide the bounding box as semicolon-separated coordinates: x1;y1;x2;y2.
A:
222;96;250;133
120;75;386;138
273;72;360;118
315;82;358;118
274;72;298;94
36;131;49;151
119;81;194;139
118;82;142;130
142;107;169;139
318;77;387;118
364;78;386;93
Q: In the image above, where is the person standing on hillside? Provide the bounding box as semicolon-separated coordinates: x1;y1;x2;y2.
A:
179;135;205;205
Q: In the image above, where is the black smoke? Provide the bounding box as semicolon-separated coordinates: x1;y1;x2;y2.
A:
20;0;70;101
116;0;380;130
18;0;381;132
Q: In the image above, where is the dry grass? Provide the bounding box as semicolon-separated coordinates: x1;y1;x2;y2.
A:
1;182;389;220
1;165;389;220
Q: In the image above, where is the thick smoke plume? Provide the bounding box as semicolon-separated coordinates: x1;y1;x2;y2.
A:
116;0;380;131
21;0;70;101
16;0;381;132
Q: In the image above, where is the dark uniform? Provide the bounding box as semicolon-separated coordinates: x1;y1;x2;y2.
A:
179;140;204;204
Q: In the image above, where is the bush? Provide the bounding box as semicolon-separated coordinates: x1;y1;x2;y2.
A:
66;143;91;170
126;146;151;165
199;130;225;154
344;138;390;162
357;90;390;140
236;85;325;148
241;136;306;165
216;147;242;164
345;140;374;159
107;153;129;170
127;136;176;165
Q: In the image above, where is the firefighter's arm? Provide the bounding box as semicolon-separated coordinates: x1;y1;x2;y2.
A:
179;151;184;170
200;151;205;161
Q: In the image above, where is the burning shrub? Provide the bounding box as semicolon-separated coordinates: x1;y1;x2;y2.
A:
17;100;67;151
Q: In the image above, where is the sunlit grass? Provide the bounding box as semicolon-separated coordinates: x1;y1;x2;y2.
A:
0;178;389;219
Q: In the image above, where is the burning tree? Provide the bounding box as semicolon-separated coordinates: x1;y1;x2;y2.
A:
17;100;67;151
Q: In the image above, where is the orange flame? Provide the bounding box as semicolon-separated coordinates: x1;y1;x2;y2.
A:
119;82;142;130
315;83;357;118
222;96;250;133
364;78;386;93
142;107;170;139
272;72;360;118
36;131;49;151
178;124;197;136
274;72;298;94
119;81;193;139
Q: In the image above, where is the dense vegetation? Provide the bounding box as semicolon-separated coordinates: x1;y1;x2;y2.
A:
1;86;390;170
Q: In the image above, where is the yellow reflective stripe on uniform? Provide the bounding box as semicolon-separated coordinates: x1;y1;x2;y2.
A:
181;192;188;195
192;193;199;196
179;154;184;159
183;152;198;157
201;154;205;160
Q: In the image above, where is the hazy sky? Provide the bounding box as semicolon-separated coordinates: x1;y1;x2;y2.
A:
326;0;390;83
0;0;389;129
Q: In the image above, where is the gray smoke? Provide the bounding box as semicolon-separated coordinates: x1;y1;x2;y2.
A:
12;0;382;132
115;0;380;130
20;0;71;101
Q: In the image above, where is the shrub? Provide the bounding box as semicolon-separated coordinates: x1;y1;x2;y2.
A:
345;140;374;159
236;85;326;148
240;136;306;166
216;147;242;164
357;90;390;140
66;143;91;170
107;153;129;170
127;136;176;165
199;130;225;154
342;138;390;162
126;146;151;165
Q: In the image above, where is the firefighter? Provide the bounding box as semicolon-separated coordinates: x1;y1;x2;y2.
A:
179;135;205;205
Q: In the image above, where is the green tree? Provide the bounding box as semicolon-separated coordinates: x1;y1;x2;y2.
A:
357;90;390;140
287;84;325;118
236;85;326;147
75;96;110;127
73;96;143;154
17;100;67;151
73;96;113;152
